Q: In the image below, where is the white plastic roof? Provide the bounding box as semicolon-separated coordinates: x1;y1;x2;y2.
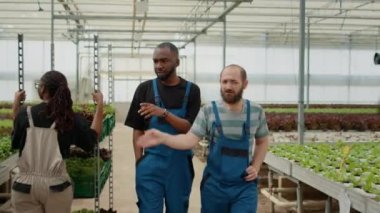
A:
0;0;379;48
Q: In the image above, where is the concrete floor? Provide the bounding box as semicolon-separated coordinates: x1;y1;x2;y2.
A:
72;123;204;213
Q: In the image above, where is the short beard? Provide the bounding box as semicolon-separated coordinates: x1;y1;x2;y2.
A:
156;68;175;81
220;88;243;104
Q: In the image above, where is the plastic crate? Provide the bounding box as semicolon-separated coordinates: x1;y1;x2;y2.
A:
72;160;112;198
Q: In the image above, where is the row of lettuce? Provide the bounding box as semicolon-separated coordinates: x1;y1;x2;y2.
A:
270;142;380;201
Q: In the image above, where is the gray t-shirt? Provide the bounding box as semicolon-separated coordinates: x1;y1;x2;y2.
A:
191;99;269;160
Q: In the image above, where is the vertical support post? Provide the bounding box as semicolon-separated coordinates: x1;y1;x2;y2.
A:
18;34;24;96
107;44;114;210
296;182;303;213
306;18;310;109
93;35;100;213
17;33;25;106
268;169;275;213
347;35;352;104
222;0;227;68
264;32;268;103
76;31;80;102
50;0;55;70
108;44;113;104
325;196;332;213
94;35;100;92
298;0;306;145
193;40;197;82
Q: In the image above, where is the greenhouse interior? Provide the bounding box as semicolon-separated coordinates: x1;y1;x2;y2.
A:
0;0;379;213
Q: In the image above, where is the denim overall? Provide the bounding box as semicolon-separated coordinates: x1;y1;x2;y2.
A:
136;79;194;213
200;100;258;213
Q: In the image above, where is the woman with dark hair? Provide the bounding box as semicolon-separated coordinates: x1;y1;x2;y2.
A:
11;70;103;213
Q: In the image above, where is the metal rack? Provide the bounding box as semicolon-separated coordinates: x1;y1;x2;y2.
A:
107;43;114;211
264;152;380;213
92;35;114;213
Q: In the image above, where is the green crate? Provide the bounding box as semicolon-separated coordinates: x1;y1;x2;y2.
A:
72;160;112;198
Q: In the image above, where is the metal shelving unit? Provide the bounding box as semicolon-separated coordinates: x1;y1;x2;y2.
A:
92;35;114;213
264;152;380;213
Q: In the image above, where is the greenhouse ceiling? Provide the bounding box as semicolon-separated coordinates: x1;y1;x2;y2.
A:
0;0;379;48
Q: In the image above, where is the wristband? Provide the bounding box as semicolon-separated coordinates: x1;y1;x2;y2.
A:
161;109;168;118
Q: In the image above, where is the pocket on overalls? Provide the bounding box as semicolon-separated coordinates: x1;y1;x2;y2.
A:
12;182;31;194
220;147;248;182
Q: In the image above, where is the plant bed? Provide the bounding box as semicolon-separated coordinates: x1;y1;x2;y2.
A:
267;112;380;131
269;142;380;202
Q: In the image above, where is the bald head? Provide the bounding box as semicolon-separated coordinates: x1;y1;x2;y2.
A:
220;64;247;82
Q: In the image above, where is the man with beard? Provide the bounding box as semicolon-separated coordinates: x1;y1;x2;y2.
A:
125;42;201;213
137;64;269;213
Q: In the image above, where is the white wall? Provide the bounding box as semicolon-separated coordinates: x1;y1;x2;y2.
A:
0;40;379;104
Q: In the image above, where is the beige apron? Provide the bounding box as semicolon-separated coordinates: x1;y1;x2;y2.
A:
11;106;73;213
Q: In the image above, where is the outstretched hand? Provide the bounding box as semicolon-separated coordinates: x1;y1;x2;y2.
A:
137;129;165;148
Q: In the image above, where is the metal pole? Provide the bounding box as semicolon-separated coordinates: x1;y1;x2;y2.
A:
264;33;268;103
298;0;306;145
18;34;24;101
50;0;54;70
76;31;80;102
94;35;100;92
108;44;113;104
347;35;352;104
222;0;227;68
296;182;304;213
325;196;332;213
268;169;275;213
306;18;310;109
107;44;114;210
193;40;197;82
93;35;100;213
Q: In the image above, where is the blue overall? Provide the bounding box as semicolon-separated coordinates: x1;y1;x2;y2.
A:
136;79;194;213
200;100;258;213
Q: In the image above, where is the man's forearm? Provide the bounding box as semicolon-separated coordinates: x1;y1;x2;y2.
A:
251;136;269;171
163;112;191;133
161;131;200;150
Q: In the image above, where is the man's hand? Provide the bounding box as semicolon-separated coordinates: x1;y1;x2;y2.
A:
244;165;259;182
138;103;166;119
137;129;166;148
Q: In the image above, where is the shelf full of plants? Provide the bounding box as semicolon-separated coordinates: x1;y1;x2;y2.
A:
69;103;115;198
0;136;17;184
266;142;380;213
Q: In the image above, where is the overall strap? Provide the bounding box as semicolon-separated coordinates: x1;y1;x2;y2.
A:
26;106;34;127
211;101;223;135
243;100;251;137
50;122;56;129
152;79;164;108
181;81;191;110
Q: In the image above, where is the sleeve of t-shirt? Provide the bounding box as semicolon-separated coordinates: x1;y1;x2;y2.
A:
11;106;27;150
185;84;201;124
73;115;97;152
255;107;269;139
124;83;146;130
190;104;208;139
